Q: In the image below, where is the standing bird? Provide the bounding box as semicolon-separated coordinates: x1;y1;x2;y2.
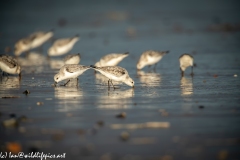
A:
48;35;79;56
137;50;169;70
179;54;194;77
54;64;90;86
14;30;54;56
0;55;21;78
94;52;129;67
64;53;81;64
91;65;134;89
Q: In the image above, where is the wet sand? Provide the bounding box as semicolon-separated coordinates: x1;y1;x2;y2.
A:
1;0;240;159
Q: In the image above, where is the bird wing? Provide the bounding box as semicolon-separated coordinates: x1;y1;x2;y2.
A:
65;65;89;73
54;38;72;47
0;56;17;68
97;66;126;77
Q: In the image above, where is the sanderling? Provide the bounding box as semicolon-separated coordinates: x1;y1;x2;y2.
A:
64;53;81;64
48;35;80;56
95;52;129;67
0;55;21;78
136;50;169;70
54;64;90;86
90;65;134;89
179;54;194;76
14;31;54;56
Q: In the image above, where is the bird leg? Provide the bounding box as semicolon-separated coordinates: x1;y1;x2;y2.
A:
190;66;194;77
76;78;79;87
110;80;116;90
19;72;22;81
110;80;120;89
180;68;184;77
153;63;158;71
63;79;71;86
108;79;110;90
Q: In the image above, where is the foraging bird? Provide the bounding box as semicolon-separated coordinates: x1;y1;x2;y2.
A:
0;55;21;78
48;35;79;56
91;65;134;89
94;52;129;67
14;31;54;56
54;64;90;86
179;54;194;77
137;50;169;70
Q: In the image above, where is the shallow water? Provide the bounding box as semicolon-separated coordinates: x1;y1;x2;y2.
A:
1;0;240;159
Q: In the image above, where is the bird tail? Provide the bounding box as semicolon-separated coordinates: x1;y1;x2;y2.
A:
123;52;129;55
71;34;80;41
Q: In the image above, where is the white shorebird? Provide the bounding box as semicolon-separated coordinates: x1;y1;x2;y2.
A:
54;64;90;86
64;53;81;64
94;52;129;67
90;65;134;89
48;35;79;56
179;54;194;76
14;31;54;56
0;55;21;78
137;50;169;70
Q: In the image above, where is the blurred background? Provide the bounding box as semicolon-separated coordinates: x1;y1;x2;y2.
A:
0;0;240;160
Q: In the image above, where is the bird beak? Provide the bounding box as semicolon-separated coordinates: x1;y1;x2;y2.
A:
54;81;57;87
132;85;135;88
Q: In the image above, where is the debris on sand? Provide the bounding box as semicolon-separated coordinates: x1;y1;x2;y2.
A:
233;74;237;77
2;96;19;99
77;129;86;135
207;23;240;32
52;132;65;141
111;122;170;130
97;120;104;127
159;109;169;117
199;105;205;109
116;112;126;118
6;142;22;154
36;102;44;106
23;90;30;95
9;113;16;118
120;131;130;141
218;150;228;160
131;137;156;145
2;118;18;128
18;115;28;122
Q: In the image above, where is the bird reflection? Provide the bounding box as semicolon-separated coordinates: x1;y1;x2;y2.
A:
108;88;134;99
97;88;134;109
137;70;161;86
94;73;121;89
0;76;20;89
54;85;83;99
180;77;193;96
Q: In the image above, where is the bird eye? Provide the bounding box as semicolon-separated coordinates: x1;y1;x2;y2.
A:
56;78;58;80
